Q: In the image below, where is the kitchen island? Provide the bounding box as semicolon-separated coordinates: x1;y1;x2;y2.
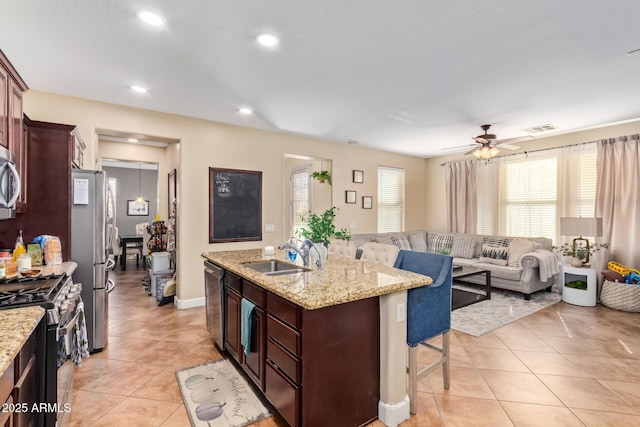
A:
202;249;432;427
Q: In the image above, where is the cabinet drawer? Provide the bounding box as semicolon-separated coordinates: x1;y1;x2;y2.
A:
267;339;300;384
265;361;299;427
243;280;266;307
267;315;300;356
267;292;300;329
224;272;242;293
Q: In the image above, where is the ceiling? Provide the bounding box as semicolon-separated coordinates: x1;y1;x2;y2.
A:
1;0;639;158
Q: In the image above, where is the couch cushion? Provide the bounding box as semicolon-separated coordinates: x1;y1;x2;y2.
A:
377;235;411;250
407;231;428;252
451;235;477;258
427;232;454;254
479;237;509;266
507;238;541;266
471;262;523;281
452;257;477;267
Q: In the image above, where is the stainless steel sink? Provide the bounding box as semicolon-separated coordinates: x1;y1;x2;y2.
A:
243;260;308;276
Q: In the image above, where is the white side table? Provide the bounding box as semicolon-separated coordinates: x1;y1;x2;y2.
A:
560;264;597;306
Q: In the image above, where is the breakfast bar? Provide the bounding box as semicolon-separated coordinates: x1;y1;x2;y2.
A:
202;249;432;427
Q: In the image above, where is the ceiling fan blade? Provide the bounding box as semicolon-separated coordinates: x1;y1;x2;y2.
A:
498;143;521;151
441;143;475;151
465;146;480;155
495;135;535;145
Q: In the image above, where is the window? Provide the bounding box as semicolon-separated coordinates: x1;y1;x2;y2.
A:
378;166;405;232
477;143;597;244
290;166;311;237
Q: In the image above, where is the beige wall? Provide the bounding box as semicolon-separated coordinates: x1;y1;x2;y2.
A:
423;120;640;232
24;90;427;304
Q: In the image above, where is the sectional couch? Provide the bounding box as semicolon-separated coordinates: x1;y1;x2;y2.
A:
344;230;559;299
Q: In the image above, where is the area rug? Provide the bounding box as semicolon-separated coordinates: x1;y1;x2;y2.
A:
451;285;562;337
176;358;272;427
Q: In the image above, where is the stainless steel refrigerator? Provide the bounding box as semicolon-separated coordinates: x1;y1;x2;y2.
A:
71;170;116;353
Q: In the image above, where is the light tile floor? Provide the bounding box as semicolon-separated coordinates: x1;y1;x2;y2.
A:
65;267;640;426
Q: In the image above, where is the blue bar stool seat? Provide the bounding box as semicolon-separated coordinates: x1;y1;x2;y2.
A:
394;250;453;415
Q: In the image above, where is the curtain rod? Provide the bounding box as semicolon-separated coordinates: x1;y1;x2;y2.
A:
439;140;598;166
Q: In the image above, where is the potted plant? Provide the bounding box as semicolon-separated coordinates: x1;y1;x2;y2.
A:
311;170;332;185
298;206;350;245
553;242;608;267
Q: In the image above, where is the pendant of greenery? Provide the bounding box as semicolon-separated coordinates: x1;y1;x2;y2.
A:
298;206;350;244
311;170;332;185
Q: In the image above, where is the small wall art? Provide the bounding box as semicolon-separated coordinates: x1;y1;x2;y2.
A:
346;190;357;204
127;199;149;216
353;170;364;183
362;196;373;209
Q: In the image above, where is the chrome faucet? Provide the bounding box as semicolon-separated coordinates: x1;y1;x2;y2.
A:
278;239;323;269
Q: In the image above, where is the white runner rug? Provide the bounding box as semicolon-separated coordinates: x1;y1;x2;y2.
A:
176;358;272;427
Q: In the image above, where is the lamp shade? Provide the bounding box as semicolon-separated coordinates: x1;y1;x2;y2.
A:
560;217;603;237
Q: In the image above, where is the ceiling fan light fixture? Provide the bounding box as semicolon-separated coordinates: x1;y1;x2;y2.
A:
473;145;499;159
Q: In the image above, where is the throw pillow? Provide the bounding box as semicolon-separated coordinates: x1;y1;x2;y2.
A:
479;237;509;266
450;235;477;259
427;232;454;254
507;238;541;266
376;235;411;251
408;231;428;252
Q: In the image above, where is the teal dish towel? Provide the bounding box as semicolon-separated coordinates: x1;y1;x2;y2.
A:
241;298;255;356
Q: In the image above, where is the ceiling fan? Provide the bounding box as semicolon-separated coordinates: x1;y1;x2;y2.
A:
465;124;534;159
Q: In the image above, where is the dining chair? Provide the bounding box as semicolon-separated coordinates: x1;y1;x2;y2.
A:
328;239;358;258
393;250;453;415
358;242;400;266
110;226;123;268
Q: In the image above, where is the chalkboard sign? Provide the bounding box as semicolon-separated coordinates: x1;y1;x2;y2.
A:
209;167;262;243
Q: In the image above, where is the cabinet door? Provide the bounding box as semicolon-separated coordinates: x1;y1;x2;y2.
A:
12;355;36;427
242;305;265;390
0;66;7;148
224;286;241;362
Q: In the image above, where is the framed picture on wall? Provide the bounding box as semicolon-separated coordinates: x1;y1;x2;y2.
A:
362;196;373;209
353;170;364;183
346;190;357;204
127;199;149;216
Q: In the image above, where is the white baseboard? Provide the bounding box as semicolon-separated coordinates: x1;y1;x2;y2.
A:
175;296;205;309
378;395;410;427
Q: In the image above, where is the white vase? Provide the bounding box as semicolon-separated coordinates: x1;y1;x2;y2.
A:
309;243;328;268
570;257;583;268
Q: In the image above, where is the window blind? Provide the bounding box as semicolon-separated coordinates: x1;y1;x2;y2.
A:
378;166;405;233
290;167;310;237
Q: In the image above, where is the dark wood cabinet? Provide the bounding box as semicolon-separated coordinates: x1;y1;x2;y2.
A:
0;396;13;427
224;285;242;361
216;266;380;427
0;118;84;259
0;50;28;151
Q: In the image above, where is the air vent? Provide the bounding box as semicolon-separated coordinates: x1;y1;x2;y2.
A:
521;124;558;134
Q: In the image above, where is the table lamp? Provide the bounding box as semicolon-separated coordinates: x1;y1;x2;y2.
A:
560;217;603;264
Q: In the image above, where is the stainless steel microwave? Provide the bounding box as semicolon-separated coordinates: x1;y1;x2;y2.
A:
0;145;21;219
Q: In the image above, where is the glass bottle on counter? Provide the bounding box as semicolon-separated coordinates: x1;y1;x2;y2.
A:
12;230;26;262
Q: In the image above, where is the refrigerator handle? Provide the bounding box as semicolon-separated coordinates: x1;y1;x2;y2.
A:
107;279;116;294
105;258;116;271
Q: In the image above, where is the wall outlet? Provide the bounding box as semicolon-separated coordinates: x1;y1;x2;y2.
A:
349;222;357;230
396;303;405;322
265;224;275;232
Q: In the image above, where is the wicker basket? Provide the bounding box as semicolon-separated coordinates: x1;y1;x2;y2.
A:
600;280;640;312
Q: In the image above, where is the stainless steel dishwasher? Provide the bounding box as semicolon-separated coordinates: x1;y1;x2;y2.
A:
204;260;225;350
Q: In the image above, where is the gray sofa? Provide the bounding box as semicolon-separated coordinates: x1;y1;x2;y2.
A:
348;230;558;299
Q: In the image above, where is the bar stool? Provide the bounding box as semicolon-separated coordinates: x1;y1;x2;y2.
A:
394;250;453;415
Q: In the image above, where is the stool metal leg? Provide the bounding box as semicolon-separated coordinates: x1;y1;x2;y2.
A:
407;330;451;414
442;331;450;389
408;345;418;415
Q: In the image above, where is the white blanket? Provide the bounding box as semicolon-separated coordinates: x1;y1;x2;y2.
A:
520;249;559;282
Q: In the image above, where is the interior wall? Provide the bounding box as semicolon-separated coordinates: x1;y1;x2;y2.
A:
423;120;640;232
24;90;427;303
102;166;158;235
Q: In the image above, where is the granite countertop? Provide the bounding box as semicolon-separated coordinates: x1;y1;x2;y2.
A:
1;261;77;281
0;306;45;377
202;249;432;310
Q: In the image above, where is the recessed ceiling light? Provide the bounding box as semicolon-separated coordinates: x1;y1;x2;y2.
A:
127;138;139;143
138;11;164;27
256;33;279;47
238;107;253;115
130;85;147;94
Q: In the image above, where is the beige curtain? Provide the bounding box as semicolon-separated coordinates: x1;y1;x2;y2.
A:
595;135;640;270
446;160;476;233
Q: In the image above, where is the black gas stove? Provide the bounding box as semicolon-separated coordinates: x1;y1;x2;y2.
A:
0;278;63;307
